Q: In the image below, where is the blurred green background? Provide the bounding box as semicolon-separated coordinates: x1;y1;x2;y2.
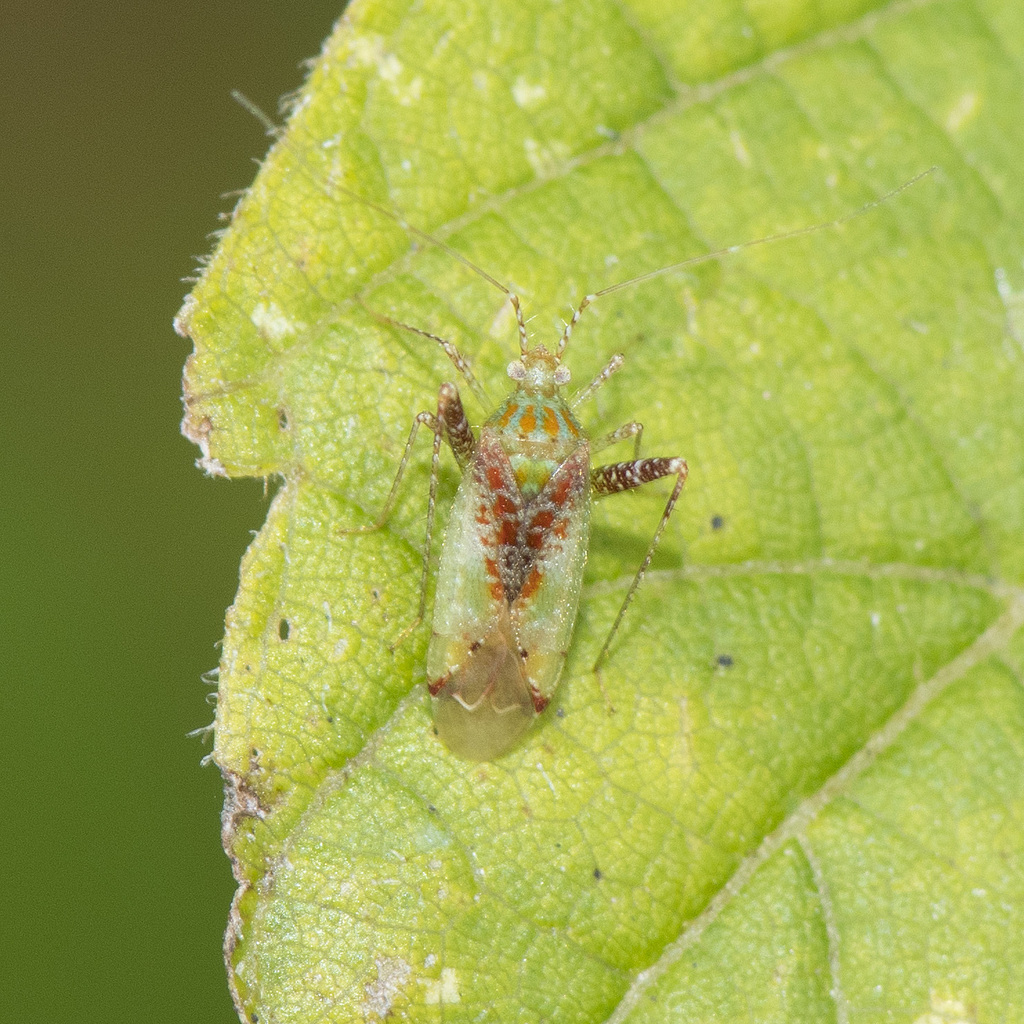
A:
3;2;342;1020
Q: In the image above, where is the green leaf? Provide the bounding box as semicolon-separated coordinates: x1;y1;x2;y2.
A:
178;0;1024;1020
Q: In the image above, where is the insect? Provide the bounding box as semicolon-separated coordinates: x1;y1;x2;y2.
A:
345;172;933;761
368;284;687;762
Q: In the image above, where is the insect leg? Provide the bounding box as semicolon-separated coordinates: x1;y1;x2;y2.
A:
590;456;689;671
394;382;476;649
591;421;643;459
340;383;474;648
570;353;624;409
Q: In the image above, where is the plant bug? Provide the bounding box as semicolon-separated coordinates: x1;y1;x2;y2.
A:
343;171;934;761
369;290;687;762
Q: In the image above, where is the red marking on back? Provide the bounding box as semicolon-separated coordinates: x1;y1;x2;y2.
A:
530;687;549;714
484;556;504;600
486;463;506;490
531;508;555;529
550;473;572;504
520;564;543;599
493;491;518;545
428;672;450;697
494;492;517;516
527;507;554;549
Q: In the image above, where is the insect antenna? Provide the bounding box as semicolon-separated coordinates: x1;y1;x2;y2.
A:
362;306;490;407
231;91;534;359
555;166;937;360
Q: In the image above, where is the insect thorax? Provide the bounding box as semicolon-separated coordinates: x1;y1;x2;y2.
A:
485;383;585;499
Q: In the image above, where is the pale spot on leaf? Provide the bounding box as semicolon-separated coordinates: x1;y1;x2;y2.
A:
422;967;460;1005
512;77;546;108
250;301;303;342
945;91;979;132
361;957;411;1020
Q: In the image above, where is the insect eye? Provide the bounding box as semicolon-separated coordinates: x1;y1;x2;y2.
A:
507;360;525;380
554;366;570;385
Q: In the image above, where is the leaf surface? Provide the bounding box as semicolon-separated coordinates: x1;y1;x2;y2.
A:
179;0;1024;1020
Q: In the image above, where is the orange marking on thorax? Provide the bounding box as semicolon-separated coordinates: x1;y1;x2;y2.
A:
497;403;519;429
519;405;537;434
542;406;559;437
562;412;580;437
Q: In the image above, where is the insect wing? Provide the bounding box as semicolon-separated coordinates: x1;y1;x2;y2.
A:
509;442;591;708
427;432;534;759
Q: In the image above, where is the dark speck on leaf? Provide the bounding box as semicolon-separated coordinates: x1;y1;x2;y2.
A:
278;618;290;641
593;868;602;881
556;707;565;718
427;805;437;814
716;654;734;668
711;514;724;530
